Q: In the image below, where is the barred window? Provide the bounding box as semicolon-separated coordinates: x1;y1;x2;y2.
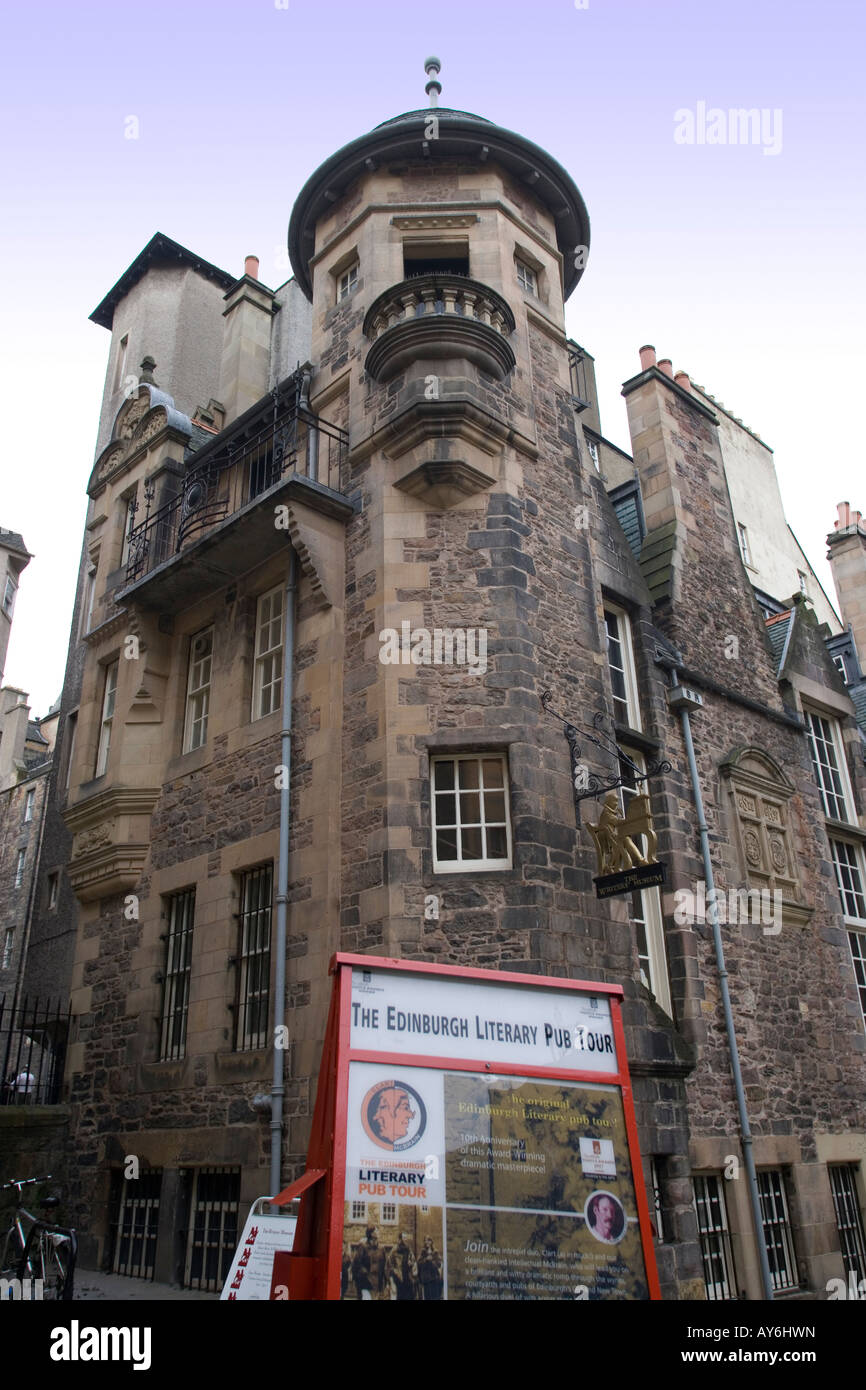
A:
650;1157;665;1242
235;866;272;1051
805;711;852;821
160;889;195;1061
431;755;512;873
828;1164;866;1287
184;629;213;753
757;1169;798;1292
252;587;283;720
693;1174;737;1301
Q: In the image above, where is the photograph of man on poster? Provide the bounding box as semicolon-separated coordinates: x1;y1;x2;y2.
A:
585;1191;626;1245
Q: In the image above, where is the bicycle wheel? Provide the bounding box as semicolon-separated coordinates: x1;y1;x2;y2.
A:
20;1223;77;1301
1;1225;26;1282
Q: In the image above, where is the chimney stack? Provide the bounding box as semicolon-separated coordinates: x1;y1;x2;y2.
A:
827;500;866;672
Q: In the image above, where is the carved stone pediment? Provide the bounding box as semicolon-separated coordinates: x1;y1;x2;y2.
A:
63;786;160;902
720;747;811;926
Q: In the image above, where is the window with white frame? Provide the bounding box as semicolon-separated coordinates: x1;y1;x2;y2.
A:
381;1202;398;1225
846;926;866;1034
14;849;26;888
618;747;671;1015
350;1200;367;1222
693;1174;737;1300
23;787;35;822
757;1169;798;1292
2;929;13;970
337;263;358;301
832;654;848;684
113;333;129;394
829;1164;866;1287
604;605;642;730
431;754;512;873
95;659;119;776
804;710;853;822
47;872;59;910
3;574;16;617
252;587;283;720
80;562;97;638
515;260;537;295
737;522;753;568
586;438;600;470
119;492;137;568
64;712;78;792
184;629;213;753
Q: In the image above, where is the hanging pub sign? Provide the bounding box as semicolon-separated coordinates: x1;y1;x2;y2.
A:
269;954;661;1301
586;792;667;899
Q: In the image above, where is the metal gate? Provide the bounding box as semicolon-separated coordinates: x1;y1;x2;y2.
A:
183;1167;241;1292
111;1170;162;1280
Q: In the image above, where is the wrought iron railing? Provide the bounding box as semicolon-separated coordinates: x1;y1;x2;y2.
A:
0;995;70;1106
124;388;348;586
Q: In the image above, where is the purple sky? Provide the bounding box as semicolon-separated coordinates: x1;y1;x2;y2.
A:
2;0;864;713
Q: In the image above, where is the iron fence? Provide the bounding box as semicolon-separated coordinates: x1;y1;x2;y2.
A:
0;995;70;1106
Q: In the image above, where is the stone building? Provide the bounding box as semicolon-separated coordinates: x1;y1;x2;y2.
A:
39;72;866;1298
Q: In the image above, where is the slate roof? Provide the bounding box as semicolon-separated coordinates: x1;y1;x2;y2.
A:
0;528;30;558
764;610;793;671
608;479;646;560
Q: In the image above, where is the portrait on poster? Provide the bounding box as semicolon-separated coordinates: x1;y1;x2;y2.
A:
584;1190;626;1245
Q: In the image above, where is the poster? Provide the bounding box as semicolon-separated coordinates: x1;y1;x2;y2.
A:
220;1203;297;1301
340;1062;649;1300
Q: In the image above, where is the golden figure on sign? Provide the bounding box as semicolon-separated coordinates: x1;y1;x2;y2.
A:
587;792;659;877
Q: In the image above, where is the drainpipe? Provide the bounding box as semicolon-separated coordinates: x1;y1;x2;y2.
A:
666;662;775;1300
269;547;297;1197
298;367;319;482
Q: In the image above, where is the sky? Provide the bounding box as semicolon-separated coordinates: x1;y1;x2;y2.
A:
1;0;864;715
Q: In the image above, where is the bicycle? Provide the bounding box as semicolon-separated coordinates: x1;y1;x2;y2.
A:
1;1175;77;1300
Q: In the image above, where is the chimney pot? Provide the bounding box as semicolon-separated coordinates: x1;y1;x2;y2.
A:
674;370;692;393
836;501;851;531
244;255;260;280
639;344;657;370
657;358;674;379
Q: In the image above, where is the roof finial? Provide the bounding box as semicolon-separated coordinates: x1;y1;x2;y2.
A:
424;55;442;108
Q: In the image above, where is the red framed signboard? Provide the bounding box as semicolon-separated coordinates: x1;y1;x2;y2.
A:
273;954;661;1301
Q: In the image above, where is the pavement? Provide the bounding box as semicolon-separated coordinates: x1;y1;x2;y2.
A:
73;1268;218;1301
